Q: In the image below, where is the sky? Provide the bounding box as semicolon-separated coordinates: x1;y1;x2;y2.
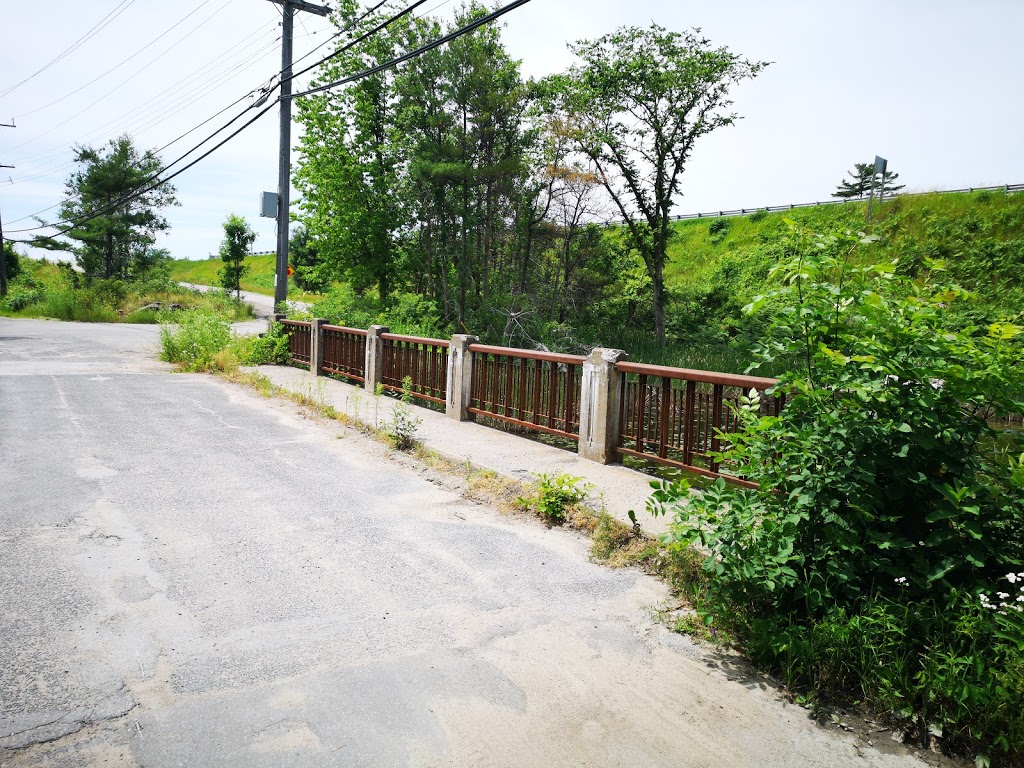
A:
1;0;1022;262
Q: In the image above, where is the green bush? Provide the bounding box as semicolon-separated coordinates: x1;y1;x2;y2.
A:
649;223;1024;763
237;321;290;366
518;473;592;523
159;311;232;371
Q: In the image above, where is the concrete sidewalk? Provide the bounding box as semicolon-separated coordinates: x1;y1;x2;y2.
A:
255;364;675;538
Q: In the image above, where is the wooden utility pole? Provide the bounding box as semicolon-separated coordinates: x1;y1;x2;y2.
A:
0;117;12;295
267;0;329;311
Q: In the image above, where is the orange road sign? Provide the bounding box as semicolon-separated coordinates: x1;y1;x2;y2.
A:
287;265;295;277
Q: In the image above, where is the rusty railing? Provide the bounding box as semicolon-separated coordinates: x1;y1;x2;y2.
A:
616;362;782;486
321;325;367;383
468;344;586;439
281;319;311;366
380;333;449;404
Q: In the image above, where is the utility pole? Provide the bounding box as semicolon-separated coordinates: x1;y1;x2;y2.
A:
268;0;329;311
0;117;13;297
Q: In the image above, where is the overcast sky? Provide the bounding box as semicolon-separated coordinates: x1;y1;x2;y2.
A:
2;0;1022;261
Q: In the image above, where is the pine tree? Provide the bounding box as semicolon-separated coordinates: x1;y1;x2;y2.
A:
833;162;905;198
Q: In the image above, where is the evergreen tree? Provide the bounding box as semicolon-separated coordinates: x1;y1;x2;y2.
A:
34;135;177;280
833;162;905;198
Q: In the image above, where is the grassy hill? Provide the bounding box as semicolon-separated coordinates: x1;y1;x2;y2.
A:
591;189;1024;372
168;253;321;304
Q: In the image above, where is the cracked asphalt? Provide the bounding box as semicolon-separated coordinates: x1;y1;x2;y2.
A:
0;317;931;767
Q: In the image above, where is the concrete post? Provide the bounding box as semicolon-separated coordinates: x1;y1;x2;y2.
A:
578;348;628;464
364;325;389;393
446;334;478;421
310;318;327;375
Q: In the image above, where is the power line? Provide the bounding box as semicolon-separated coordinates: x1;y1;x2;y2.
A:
0;0;139;98
292;0;535;99
12;0;217;124
8;0;536;239
9;24;284;176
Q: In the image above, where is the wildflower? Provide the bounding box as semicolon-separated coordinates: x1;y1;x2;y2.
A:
894;576;908;586
1008;573;1019;584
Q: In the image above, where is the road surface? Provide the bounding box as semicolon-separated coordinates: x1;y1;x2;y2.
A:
0;317;929;767
178;283;309;318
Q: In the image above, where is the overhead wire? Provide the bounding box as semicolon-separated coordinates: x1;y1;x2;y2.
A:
7;0;535;237
0;0;139;98
9;25;282;178
12;0;217;124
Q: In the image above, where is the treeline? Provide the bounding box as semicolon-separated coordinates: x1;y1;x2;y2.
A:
292;3;764;350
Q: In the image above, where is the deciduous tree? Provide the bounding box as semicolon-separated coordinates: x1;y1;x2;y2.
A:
218;214;255;299
546;25;767;347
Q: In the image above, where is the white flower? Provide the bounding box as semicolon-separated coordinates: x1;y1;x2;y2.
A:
894;577;908;585
979;594;990;603
1008;573;1019;584
998;592;1010;600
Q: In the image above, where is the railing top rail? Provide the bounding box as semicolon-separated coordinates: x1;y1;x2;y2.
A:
616;360;777;390
323;324;368;336
469;343;586;366
381;332;450;348
281;319;311;328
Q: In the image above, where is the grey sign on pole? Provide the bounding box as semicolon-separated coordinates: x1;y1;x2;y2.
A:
260;191;279;219
867;155;888;222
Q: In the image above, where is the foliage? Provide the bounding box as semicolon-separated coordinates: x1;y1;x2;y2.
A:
159;311;233;372
386;376;422;450
288;224;330;293
833;161;905;199
2;241;20;282
543;25;768;347
237;320;290;366
0;259;250;323
648;224;1024;762
32;135;178;280
218;214;255;297
517;473;592;523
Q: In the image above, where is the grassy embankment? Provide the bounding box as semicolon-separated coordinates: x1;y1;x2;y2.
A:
168;253;322;305
594;189;1024;372
0;261;252;323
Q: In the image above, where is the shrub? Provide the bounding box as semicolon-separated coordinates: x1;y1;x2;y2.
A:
237;321;290;366
518;473;592;523
159;311;232;371
386;376;422;451
649;223;1024;762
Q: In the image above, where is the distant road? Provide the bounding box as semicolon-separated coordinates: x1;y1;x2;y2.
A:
179;283;310;318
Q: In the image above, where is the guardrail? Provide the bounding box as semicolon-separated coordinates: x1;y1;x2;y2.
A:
613;182;1024;225
380;333;449;405
321;325;367;382
616;362;781;485
467;343;586;440
280;319;311;366
274;316;784;484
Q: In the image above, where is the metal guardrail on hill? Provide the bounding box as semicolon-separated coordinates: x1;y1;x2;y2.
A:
613;182;1024;225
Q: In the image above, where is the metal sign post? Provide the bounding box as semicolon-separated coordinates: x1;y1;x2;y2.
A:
867;155;887;222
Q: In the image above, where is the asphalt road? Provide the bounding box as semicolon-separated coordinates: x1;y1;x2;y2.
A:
0;317;929;768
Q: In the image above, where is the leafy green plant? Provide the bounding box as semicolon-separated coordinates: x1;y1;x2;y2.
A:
648;223;1024;762
386;376;422;451
518;473;592;523
238;320;290;365
159;311;232;371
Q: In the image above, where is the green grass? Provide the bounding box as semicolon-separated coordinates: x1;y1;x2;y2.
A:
168;254;323;304
663;189;1024;293
0;261;253;323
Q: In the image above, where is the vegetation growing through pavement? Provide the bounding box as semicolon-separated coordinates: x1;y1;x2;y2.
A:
386;376;423;451
516;473;592;523
648;224;1024;765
